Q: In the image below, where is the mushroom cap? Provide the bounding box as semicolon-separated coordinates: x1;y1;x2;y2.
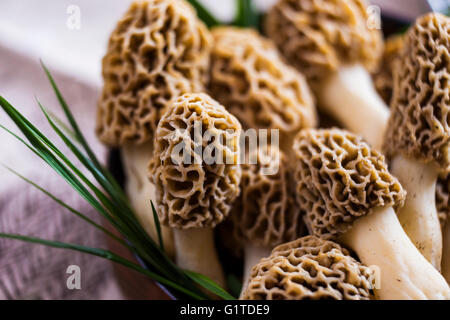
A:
241;235;374;300
265;0;383;85
96;0;212;147
208;27;317;142
293;128;406;239
372;34;405;104
149;93;242;229
227;146;306;250
437;171;450;229
383;13;450;169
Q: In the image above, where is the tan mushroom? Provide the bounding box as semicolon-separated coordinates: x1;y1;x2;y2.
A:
383;13;450;269
96;0;212;256
241;236;374;300
293;128;450;299
372;34;405;105
148;93;242;287
225;146;305;287
437;172;450;284
208;27;317;154
265;0;387;149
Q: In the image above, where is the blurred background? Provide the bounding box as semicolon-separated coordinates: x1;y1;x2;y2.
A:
0;0;447;299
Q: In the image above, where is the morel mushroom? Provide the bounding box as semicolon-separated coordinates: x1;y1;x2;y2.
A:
226;146;305;287
372;34;405;104
383;13;450;269
96;0;212;256
241;236;374;300
209;27;317;154
293;128;450;299
265;0;387;149
149;93;242;287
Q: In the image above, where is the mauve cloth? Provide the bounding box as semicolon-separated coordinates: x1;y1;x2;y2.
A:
0;46;124;299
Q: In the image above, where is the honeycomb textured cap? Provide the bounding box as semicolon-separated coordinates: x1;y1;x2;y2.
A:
241;236;374;300
383;13;450;169
148;93;242;229
96;0;212;147
209;27;317;143
227;146;306;249
436;171;449;228
293;128;406;239
265;0;383;85
372;34;405;104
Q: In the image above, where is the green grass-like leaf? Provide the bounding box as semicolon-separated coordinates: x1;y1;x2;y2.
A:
234;0;259;28
186;0;220;28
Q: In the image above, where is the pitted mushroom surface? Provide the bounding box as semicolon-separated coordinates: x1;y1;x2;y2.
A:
241;236;374;300
149;93;242;287
149;93;242;229
372;34;405;104
265;0;382;85
295;128;405;239
225;146;305;287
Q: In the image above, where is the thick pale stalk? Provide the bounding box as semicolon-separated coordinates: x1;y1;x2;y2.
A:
340;207;450;300
122;143;175;258
318;64;390;150
241;244;272;294
391;155;442;269
442;222;450;284
173;228;226;288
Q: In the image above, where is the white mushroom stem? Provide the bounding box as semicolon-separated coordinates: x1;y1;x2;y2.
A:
122;143;175;258
442;222;450;285
318;65;390;150
242;244;272;292
390;155;442;269
173;228;226;288
340;206;450;300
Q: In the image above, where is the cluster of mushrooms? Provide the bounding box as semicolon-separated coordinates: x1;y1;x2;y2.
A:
95;0;450;300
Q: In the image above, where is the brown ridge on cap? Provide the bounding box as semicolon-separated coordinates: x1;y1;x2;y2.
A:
372;34;405;105
265;0;383;85
209;27;317;141
226;146;306;251
383;13;450;169
437;171;450;229
241;236;374;300
293;128;406;239
96;0;212;147
148;93;242;229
